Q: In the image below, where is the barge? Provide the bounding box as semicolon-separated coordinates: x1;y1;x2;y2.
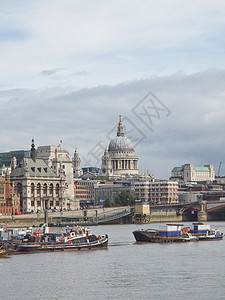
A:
133;224;197;243
133;223;223;243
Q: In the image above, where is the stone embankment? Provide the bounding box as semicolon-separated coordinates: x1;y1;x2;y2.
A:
0;207;118;228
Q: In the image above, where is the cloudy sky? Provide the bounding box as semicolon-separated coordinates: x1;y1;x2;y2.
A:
0;0;225;178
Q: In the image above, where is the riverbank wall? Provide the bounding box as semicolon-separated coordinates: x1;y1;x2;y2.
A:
0;207;118;228
133;211;182;224
1;208;183;227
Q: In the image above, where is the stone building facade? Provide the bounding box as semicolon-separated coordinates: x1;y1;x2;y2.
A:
10;140;69;213
171;164;215;182
36;144;77;209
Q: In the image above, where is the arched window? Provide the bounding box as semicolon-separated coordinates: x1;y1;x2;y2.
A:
43;183;47;196
37;183;41;196
31;183;35;196
56;183;60;196
16;183;22;196
49;183;53;196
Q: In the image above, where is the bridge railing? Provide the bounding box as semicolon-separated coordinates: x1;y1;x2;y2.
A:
94;207;132;224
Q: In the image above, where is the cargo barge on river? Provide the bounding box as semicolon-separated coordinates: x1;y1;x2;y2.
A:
133;223;223;243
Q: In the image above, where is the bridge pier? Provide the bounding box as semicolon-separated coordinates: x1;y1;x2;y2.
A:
133;201;151;224
197;201;207;222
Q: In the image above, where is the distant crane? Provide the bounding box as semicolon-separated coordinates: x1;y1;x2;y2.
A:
217;162;222;177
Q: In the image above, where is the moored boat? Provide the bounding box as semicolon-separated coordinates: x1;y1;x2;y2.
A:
0;248;11;257
133;223;223;244
10;226;108;253
184;223;223;241
198;229;223;240
133;224;193;243
181;232;198;242
13;235;108;253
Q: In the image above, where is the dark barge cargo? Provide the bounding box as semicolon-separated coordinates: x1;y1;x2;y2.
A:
133;223;223;243
133;224;197;243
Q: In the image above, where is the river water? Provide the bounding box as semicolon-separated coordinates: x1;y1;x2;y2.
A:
1;222;225;300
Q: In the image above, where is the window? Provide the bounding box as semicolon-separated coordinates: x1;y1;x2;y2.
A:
56;184;60;196
43;183;47;196
49;183;53;196
37;183;41;196
31;183;35;196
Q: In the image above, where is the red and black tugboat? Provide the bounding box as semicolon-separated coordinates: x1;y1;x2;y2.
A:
11;226;108;254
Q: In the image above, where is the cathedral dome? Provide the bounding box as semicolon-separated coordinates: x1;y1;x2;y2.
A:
108;115;134;151
101;115;138;177
108;136;134;151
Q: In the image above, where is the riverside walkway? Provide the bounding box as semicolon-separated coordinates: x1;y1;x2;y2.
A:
0;206;132;227
57;207;132;225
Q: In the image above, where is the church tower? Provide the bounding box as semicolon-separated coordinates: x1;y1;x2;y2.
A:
31;139;36;161
100;147;113;176
11;157;17;171
117;115;125;137
73;147;83;178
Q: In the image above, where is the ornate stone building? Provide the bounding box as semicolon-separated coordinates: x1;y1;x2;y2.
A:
10;140;69;213
36;144;76;208
171;164;215;182
101;116;139;177
73;147;83;178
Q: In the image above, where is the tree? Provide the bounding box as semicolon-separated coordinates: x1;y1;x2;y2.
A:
104;198;111;207
114;191;138;206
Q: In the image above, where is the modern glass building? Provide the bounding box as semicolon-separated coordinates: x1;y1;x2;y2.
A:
0;150;30;167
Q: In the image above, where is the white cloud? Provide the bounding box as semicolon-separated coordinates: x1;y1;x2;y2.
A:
1;2;225;178
1;1;225;88
0;69;225;178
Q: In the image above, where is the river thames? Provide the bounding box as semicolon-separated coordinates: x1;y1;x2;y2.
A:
1;222;225;300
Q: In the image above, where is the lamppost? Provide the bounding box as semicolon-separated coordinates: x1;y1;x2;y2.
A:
60;171;64;224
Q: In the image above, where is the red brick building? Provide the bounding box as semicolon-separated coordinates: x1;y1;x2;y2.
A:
0;172;20;215
149;181;179;205
74;180;96;208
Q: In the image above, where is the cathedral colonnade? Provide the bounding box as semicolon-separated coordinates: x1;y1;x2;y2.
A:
111;159;138;170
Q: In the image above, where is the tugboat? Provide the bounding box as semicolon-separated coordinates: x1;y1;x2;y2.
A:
185;223;223;240
11;226;108;253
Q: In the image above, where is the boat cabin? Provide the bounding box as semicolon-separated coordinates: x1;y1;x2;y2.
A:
159;224;183;237
191;223;210;234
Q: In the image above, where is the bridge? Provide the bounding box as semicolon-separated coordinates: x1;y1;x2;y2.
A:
55;207;133;226
95;207;132;224
53;201;225;226
150;200;225;221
